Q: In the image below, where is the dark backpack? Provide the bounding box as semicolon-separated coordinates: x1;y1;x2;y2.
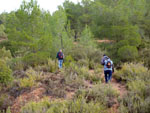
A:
106;60;112;68
58;52;63;59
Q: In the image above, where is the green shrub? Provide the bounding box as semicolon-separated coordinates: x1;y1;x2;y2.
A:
0;60;13;85
75;84;119;107
119;93;143;113
19;68;42;88
62;62;102;83
78;66;91;79
94;64;103;72
34;59;58;72
77;59;89;67
118;45;138;62
20;98;52;113
20;77;35;88
116;40;129;49
92;66;103;83
127;37;141;47
62;63;90;80
23;52;49;67
70;45;87;61
0;41;17;56
69;45;103;66
0;47;12;61
47;58;58;72
64;55;75;67
117;64;150;113
0;94;12;112
119;90;150;113
114;63;148;82
89;60;95;69
89;74;101;84
67;97;106;113
127;80;150;98
62;63;85;88
20;97;106;113
9;57;24;71
140;48;150;69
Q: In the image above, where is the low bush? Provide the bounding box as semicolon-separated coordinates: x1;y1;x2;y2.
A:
0;41;17;56
140;48;150;69
118;46;138;62
87;74;101;84
62;67;85;89
34;58;58;72
19;68;42;88
75;84;119;108
62;62;102;84
127;37;141;47
119;90;150;113
0;94;13;112
47;58;58;72
117;63;150;113
70;45;87;61
77;59;89;67
68;97;106;113
41;75;67;98
89;60;95;69
116;40;129;49
127;80;147;97
0;60;13;85
23;52;49;67
0;47;12;61
64;55;75;67
69;45;103;67
20;97;106;113
91;66;103;83
62;63;91;81
19;76;35;88
114;63;148;82
9;57;24;71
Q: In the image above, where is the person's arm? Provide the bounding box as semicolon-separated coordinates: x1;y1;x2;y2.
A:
56;52;58;58
101;57;105;65
112;61;114;73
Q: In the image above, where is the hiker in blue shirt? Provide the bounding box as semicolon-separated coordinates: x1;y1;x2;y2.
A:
56;49;64;69
101;55;114;83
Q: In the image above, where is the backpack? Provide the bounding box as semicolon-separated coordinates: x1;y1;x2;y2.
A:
58;52;63;59
106;60;112;68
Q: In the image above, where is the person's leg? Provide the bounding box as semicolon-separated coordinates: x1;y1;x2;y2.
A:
58;60;61;69
104;71;108;83
108;70;112;82
60;60;63;68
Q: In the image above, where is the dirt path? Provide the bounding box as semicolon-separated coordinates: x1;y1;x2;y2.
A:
96;39;115;43
111;78;127;98
108;76;127;113
101;72;127;96
97;72;126;113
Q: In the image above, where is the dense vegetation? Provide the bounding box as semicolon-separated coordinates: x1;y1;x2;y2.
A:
0;0;150;113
